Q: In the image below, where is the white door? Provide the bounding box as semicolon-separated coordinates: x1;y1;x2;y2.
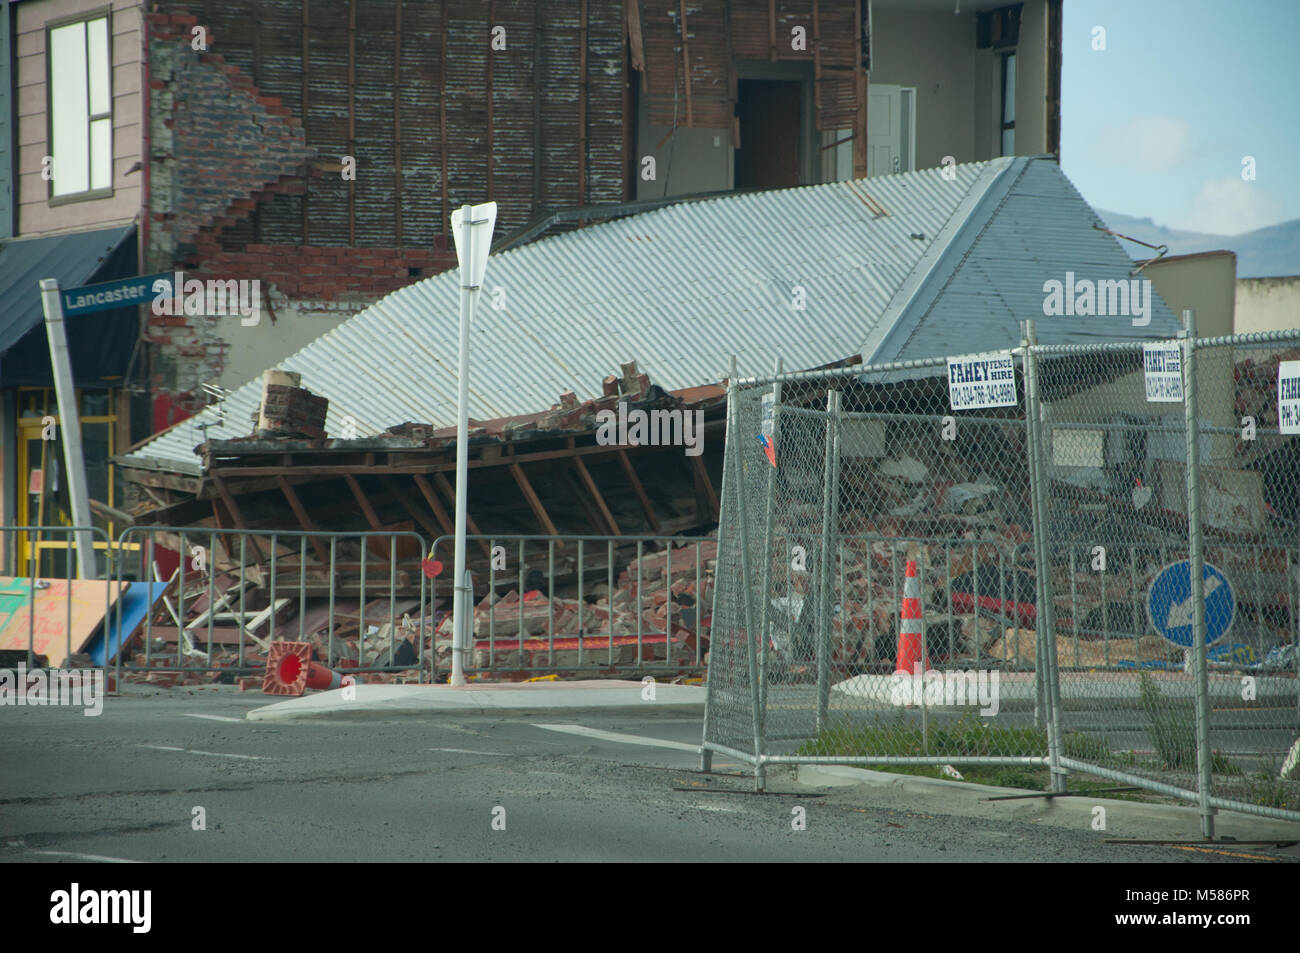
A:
867;84;915;177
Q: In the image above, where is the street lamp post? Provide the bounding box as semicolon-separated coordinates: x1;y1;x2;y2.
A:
449;202;497;687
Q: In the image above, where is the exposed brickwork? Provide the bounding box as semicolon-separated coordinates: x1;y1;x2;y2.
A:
260;383;329;440
189;244;458;300
143;241;458;421
143;12;460;423
146;13;313;266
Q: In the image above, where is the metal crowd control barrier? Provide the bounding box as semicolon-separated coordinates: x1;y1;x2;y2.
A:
428;534;714;675
0;525;113;669
110;526;431;684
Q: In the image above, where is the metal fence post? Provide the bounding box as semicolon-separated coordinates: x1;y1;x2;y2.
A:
816;389;840;733
1182;309;1216;840
727;375;767;790
1023;321;1066;793
757;359;783;743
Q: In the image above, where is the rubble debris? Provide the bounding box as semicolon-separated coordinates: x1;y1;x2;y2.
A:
429;538;718;670
987;628;1178;668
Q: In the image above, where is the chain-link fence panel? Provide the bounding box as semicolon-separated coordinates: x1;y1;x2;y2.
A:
1032;327;1300;826
1032;338;1208;805
1194;333;1300;819
703;353;1052;787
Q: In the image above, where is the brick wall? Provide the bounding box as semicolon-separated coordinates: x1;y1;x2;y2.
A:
194;242;458;301
146;12;314;267
144;12;459;423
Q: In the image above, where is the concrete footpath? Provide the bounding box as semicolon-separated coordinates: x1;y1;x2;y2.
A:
798;764;1300;846
246;679;706;721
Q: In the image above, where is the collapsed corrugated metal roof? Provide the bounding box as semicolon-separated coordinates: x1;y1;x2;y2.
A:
124;156;1181;475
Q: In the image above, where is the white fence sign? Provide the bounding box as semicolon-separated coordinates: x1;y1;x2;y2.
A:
947;352;1017;411
1143;343;1183;403
1279;360;1300;435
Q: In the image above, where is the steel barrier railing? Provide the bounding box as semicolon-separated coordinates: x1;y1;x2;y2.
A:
428;533;714;675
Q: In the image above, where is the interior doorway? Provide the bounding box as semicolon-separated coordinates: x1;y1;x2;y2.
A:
734;79;803;189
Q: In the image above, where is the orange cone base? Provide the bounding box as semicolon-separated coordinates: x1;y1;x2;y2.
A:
895;633;927;675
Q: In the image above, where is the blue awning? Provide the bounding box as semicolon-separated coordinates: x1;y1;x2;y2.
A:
0;225;137;386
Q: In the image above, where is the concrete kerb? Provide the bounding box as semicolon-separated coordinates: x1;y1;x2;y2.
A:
796;764;1300;844
245;679;707;721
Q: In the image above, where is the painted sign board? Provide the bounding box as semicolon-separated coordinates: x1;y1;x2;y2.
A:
0;577;128;667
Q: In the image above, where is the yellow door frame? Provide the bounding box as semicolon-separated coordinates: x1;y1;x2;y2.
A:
13;387;132;578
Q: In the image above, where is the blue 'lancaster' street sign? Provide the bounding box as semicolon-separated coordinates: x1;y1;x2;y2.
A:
1147;560;1235;648
59;272;174;316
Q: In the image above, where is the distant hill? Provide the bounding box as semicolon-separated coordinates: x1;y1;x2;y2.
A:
1095;210;1300;279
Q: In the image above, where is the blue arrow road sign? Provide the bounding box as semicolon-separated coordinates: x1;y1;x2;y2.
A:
1146;560;1235;647
60;272;174;316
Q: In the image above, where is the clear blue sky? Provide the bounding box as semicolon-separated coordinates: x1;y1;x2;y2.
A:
1061;0;1300;236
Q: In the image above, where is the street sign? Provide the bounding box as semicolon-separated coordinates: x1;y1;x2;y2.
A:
60;272;174;316
947;351;1017;410
1146;560;1234;647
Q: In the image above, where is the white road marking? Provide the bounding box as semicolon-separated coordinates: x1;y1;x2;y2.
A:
138;744;272;761
428;747;509;756
182;713;244;723
31;850;141;863
686;802;744;814
532;723;700;753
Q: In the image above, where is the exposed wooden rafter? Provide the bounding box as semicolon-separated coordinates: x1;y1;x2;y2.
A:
509;463;559;537
573;457;621;536
344;474;383;531
276;475;330;565
617;450;660;532
380;475;443;544
431;472;493;556
690;454;719;521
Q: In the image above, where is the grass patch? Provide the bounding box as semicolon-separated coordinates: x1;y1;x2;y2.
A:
799;715;1046;761
1138;672;1240;775
796;716;1154;801
1239;771;1300;812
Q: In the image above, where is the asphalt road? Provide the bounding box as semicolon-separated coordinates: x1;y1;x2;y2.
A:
1;685;1293;863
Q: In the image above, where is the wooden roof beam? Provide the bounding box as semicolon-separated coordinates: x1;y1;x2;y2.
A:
573;456;621;536
617;449;660;533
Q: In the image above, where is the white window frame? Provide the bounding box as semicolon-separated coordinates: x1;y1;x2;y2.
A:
47;9;113;202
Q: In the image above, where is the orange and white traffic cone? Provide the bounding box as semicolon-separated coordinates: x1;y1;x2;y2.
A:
263;640;356;696
895;558;927;675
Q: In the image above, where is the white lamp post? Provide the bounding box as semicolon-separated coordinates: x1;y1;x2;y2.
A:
449;202;497;687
